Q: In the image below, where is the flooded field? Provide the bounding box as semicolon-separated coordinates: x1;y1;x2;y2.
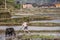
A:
30;20;60;23
0;25;60;40
0;26;60;31
0;8;60;40
0;26;60;39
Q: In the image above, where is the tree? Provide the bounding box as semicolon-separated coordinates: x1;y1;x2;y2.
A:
15;1;20;9
0;0;4;5
0;0;21;9
14;1;22;9
0;0;14;7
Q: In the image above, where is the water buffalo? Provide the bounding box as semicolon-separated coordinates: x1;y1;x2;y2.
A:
5;28;16;37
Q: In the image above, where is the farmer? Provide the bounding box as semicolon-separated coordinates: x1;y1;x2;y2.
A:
22;21;29;33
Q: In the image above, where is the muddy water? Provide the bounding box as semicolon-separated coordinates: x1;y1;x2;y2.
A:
0;26;60;31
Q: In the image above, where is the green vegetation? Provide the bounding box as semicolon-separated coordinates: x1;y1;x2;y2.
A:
0;0;4;5
19;35;56;39
14;4;20;9
15;8;60;14
0;0;60;26
0;16;60;26
31;35;54;39
29;22;60;26
0;0;22;9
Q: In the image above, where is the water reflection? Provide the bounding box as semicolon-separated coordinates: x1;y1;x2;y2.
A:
0;26;60;31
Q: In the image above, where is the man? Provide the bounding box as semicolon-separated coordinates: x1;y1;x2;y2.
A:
22;22;29;33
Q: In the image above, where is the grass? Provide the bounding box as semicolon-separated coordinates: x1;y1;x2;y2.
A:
31;35;54;38
0;16;60;26
29;22;60;27
20;35;58;39
18;8;60;13
0;9;60;26
0;30;60;39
